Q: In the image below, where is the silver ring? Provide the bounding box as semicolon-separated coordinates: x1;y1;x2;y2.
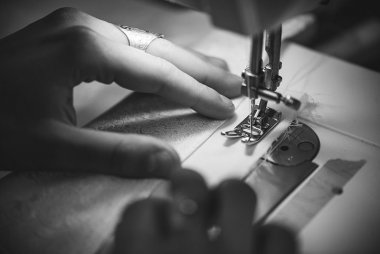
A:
115;25;164;51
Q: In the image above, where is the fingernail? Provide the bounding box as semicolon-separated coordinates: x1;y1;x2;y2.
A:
228;74;244;97
177;196;198;216
219;95;235;111
169;195;198;230
148;149;180;178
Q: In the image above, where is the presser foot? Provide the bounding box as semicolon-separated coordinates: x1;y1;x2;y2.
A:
221;107;282;145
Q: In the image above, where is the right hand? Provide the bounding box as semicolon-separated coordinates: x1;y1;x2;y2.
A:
113;170;297;254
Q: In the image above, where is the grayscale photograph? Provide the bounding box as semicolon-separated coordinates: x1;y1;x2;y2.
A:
0;0;379;253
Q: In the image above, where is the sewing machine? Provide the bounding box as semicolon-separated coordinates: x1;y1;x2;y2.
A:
167;0;305;145
0;0;380;253
162;0;380;253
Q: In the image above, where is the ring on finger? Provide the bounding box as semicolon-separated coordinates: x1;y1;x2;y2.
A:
115;25;164;51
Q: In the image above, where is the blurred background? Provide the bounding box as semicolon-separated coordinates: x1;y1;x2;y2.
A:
290;0;380;72
1;0;379;71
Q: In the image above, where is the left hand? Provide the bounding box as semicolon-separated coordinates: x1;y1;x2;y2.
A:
0;8;241;177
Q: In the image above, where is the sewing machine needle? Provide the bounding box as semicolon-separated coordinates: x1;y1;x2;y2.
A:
249;99;254;138
250;98;260;139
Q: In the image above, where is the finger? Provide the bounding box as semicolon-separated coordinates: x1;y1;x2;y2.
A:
254;224;298;254
46;8;242;98
77;31;235;119
17;120;180;178
185;49;230;71
42;9;236;119
170;169;210;227
146;40;242;98
169;169;210;254
113;199;171;254
213;180;256;254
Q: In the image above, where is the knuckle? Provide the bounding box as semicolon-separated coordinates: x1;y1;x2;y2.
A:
154;60;179;94
198;71;210;86
52;7;82;17
47;7;84;27
60;26;101;65
64;25;97;45
159;60;178;80
200;61;227;85
211;58;229;70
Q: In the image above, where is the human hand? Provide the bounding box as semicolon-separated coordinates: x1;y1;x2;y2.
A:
113;170;297;254
0;8;241;177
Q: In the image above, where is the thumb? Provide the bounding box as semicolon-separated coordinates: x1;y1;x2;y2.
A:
13;120;180;178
